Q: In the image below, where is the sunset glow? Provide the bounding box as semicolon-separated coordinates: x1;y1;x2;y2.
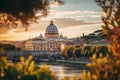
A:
0;0;102;41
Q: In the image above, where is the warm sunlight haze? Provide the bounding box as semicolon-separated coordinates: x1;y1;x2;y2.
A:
0;0;120;80
0;0;102;41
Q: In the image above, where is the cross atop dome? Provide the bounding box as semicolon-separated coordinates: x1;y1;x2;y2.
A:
50;20;54;25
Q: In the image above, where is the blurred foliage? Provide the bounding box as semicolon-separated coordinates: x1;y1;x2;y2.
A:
54;0;64;5
1;0;120;80
0;0;64;30
82;0;120;80
0;48;5;55
0;51;56;80
0;0;49;30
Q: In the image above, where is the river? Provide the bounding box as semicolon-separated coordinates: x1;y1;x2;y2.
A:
39;64;83;80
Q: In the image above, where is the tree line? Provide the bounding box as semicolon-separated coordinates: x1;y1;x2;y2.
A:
62;45;109;59
0;44;20;50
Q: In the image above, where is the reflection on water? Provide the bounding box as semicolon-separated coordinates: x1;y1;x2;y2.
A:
50;65;82;80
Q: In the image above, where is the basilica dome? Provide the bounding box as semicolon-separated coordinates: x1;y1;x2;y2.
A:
46;20;58;33
45;20;59;38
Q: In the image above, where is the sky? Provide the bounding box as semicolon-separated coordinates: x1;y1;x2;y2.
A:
0;0;103;41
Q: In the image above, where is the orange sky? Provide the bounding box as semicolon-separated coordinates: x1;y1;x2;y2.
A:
0;0;102;41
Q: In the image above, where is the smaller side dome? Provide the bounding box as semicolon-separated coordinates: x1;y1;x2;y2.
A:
39;33;43;38
59;33;63;38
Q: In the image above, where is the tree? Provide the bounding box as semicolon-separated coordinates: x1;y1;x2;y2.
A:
62;46;69;58
81;46;91;57
0;44;20;50
0;48;5;56
73;45;80;48
0;48;5;54
98;46;108;56
90;46;96;55
0;0;65;30
73;48;82;58
82;0;120;80
0;0;49;29
0;55;56;80
66;46;74;58
54;0;64;5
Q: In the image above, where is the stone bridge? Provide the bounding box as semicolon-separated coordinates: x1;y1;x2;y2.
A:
5;50;63;62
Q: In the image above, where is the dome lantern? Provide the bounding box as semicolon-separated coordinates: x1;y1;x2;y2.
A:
50;20;53;25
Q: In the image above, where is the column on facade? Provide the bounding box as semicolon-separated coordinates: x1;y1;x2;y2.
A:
40;45;42;51
45;44;47;51
52;43;53;51
54;43;56;51
42;45;44;51
34;45;36;51
48;43;50;51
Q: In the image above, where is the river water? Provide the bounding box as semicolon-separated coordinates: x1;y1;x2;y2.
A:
39;64;83;80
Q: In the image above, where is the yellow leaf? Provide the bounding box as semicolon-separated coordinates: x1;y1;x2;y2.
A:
86;63;91;67
92;54;96;60
0;48;5;54
20;57;25;62
92;75;97;80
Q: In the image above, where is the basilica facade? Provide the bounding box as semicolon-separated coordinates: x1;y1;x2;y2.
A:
25;20;69;51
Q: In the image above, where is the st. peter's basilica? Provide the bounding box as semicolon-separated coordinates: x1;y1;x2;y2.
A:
25;20;69;51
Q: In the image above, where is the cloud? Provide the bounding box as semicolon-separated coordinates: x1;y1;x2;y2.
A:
0;31;42;41
87;15;101;18
82;10;100;14
59;23;103;38
27;18;101;33
0;17;102;34
0;28;8;34
41;10;102;21
0;17;102;41
0;23;102;41
41;11;77;20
